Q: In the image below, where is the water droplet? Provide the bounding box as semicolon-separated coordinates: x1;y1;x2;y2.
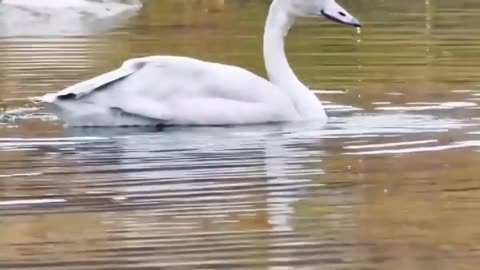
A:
355;27;362;43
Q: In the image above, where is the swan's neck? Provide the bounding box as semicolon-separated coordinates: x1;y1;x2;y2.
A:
263;1;326;120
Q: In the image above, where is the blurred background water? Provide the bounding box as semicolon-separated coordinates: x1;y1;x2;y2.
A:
1;0;480;269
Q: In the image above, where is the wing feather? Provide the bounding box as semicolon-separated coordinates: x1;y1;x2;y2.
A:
56;65;137;99
37;58;149;103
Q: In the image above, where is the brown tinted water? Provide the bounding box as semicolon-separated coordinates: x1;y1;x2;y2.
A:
1;0;480;269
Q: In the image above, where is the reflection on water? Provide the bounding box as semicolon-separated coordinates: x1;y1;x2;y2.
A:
1;0;480;269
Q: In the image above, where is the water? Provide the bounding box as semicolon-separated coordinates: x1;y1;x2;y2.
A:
1;0;480;269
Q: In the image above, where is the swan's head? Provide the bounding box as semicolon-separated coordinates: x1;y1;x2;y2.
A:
287;0;361;27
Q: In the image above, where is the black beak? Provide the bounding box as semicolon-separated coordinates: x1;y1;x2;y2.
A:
321;10;362;28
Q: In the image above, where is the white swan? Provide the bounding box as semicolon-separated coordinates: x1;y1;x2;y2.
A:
0;0;142;15
0;0;142;36
35;0;361;127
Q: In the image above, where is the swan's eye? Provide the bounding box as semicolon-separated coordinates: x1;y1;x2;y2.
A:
338;12;346;17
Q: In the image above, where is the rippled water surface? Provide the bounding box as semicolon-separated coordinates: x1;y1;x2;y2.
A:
1;0;480;269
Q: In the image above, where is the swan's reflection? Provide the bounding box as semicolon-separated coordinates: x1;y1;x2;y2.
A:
61;123;326;267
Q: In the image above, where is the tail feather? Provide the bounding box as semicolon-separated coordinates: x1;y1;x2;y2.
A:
31;93;57;104
30;94;161;127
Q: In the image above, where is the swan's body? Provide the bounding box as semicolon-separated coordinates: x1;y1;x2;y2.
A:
35;0;360;127
0;0;142;36
1;0;142;16
41;56;301;126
